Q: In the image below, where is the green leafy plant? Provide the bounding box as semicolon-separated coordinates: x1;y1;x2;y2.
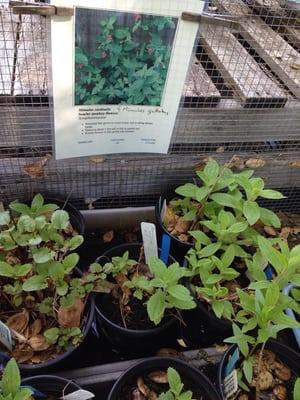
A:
0;358;33;400
224;237;300;393
126;257;195;325
75;12;176;105
158;368;193;400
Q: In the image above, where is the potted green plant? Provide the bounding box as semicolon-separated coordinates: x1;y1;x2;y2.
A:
108;357;221;400
0;358;82;399
95;243;196;352
218;236;300;399
155;159;284;262
0;194;111;373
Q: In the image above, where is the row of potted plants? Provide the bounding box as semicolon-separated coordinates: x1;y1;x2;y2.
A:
0;159;299;399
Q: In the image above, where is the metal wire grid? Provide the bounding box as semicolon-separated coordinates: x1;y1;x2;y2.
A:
0;0;300;210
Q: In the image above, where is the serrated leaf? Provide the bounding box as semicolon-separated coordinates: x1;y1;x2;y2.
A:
210;193;241;210
257;236;287;273
1;358;20;396
168;285;193;302
167;367;183;396
51;210;70;230
33;247;54;264
44;327;59;344
15;263;32;277
9;202;31;215
175;183;198;199
31;193;44;210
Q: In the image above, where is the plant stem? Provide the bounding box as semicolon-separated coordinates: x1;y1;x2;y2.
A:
255;341;267;400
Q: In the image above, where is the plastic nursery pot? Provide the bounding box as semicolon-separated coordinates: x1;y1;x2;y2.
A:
22;375;81;397
155;194;194;263
95;243;178;353
217;339;300;399
18;268;95;375
108;356;221;400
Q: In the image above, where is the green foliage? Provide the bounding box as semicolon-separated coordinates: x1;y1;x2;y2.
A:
158;368;193;400
44;326;83;349
75;14;176;106
0;358;33;400
126;257;195;325
294;378;300;400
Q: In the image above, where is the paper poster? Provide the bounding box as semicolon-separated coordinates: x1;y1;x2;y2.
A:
50;0;204;159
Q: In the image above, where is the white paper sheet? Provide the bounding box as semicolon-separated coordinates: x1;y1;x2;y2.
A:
51;0;204;159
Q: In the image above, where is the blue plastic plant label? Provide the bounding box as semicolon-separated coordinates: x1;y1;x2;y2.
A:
0;321;13;351
224;348;239;377
60;390;95;399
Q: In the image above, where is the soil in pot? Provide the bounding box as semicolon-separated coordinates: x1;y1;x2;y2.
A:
219;341;300;400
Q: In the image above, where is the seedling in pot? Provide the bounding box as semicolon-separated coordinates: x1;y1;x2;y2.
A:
163;159;284;243
94;250;196;328
223;237;300;399
0;194;110;366
0;358;33;399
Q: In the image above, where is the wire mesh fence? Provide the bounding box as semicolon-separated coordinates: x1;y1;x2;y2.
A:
0;0;300;210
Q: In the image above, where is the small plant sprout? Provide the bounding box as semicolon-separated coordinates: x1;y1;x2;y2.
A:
158;368;194;400
126;257;196;325
0;358;33;400
224;237;300;394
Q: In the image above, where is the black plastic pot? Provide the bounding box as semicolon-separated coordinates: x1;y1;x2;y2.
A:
22;375;81;397
95;243;179;353
19;292;95;375
108;357;221;400
217;340;300;399
155;194;194;263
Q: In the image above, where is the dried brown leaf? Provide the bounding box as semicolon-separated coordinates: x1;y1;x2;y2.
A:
89;156;105;164
245;158;266;169
273;362;291;381
148;370;168;384
137;377;150;397
177;338;188;348
215;344;229;353
254;370;273;390
28;334;51;351
115;273;131;305
132;388;146;400
178;234;189;242
174;217;190;234
273;385;287;400
103;230;114;243
216;146;225;153
22;154;51;178
264;226;277;236
290;63;300;70
289;160;300;168
7;309;29;334
57;297;85;328
11;348;34;363
280;227;291;239
225;155;245;170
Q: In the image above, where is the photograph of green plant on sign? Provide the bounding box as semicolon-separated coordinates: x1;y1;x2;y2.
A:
74;8;177;106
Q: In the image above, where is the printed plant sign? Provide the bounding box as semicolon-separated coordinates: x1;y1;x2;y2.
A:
75;9;177;106
50;0;204;159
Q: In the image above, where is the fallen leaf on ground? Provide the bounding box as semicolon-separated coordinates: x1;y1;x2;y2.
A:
174;217;190;234
29;319;42;336
178;233;189;242
273;385;287;400
177;338;188;348
148;370;168;384
28;335;51;351
115;273;131;305
7;309;29;334
22;154;51;178
216;146;225;153
245;158;266;168
289;160;300;168
103;230;114;243
225;155;245;170
280;227;291;239
57;297;85;328
89;157;105;164
215;344;229;353
273;361;291;381
163;206;177;227
254;370;273;390
137;377;150;397
290;63;300;70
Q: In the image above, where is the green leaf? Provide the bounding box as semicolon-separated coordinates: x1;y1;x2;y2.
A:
0;211;10;226
44;327;59;344
75;48;88;66
57;281;68;296
17;215;35;233
167;367;183;396
31;193;44;210
204;159;220;183
51;210;70;230
183;209;197;221
9;202;31;215
243;201;260;226
221;244;235;268
66;235;83;251
210;193;241;210
195;187;210;202
293;378;300;400
15;263;32;277
0;261;15;277
257;236;287;273
22;275;48;291
33;247;54;264
1;358;20;396
228;222;248;234
175;183;198;199
199;242;221;258
168;285;193;302
14;388;34;400
212;300;224;318
189;230;211;245
259;207;281;228
62;253;79;273
243;358;253;384
148;257;167;279
260;189;285;199
49;261;65;281
147;290;166;325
